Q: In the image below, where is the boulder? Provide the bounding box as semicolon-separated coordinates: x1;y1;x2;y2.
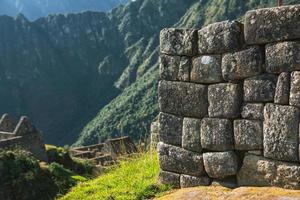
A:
203;152;238;179
241;103;264;120
290;71;300;108
182;118;202;153
191;55;223;83
263;103;299;162
244;5;300;44
160;54;190;81
201;118;233;151
158;170;180;188
180;175;211;188
198;20;244;54
274;72;290;105
222;46;262;81
158;80;208;118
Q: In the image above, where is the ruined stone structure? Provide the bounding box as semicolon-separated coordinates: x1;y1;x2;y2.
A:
0;114;48;162
157;5;300;189
150;121;159;150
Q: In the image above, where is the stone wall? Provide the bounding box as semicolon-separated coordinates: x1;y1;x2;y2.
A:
157;5;300;189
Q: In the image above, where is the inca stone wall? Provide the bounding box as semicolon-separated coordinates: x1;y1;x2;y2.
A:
157;5;300;189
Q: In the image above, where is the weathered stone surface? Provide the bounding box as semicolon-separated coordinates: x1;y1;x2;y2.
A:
160;54;190;81
0;114;15;132
248;150;262;156
211;177;237;189
222;46;262;81
203;152;238;179
234;119;263;150
201;118;233;151
208;83;241;118
266;41;300;73
241;103;264;120
158;80;208;118
290;71;300;108
158;112;182;147
182;118;202;153
274;72;290;105
263;103;299;162
244;74;277;102
238;154;300;189
157;142;205;177
158;170;180;188
198;20;244;54
191;55;222;83
160;28;197;56
180;175;211;188
244;5;300;44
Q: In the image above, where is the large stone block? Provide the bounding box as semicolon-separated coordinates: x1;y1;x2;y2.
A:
234;119;263;150
160;28;197;56
158;80;208;118
158;112;182;147
244;5;300;44
158;170;180;188
201;118;233;151
290;71;300;108
208;83;241;118
157;142;205;177
198;20;244;54
274;72;290;105
222;46;262;81
241;103;264;120
160;54;190;81
191;55;223;83
180;175;211;188
263;104;299;162
182;118;202;153
266;41;300;73
244;74;277;102
203;152;238;179
238;154;300;189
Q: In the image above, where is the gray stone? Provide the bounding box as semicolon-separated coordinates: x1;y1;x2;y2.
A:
191;55;223;83
266;41;300;73
238;154;300;189
222;46;263;81
182;118;202;153
211;177;237;189
203;152;238;179
198;20;244;54
150;121;159;133
241;103;264;120
180;175;211;188
158;112;182;147
244;5;300;44
160;28;197;56
244;74;277;102
158;170;180;188
263;103;299;162
158;80;208;118
157;142;205;177
208;83;241;118
201;118;233;151
0;114;15;132
247;150;262;156
290;71;300;108
274;72;290;105
234;119;263;150
160;54;190;81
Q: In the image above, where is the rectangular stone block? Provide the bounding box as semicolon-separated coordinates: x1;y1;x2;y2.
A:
244;5;300;44
191;55;223;83
198;20;244;54
160;28;197;56
266;41;300;73
158;80;208;118
182;118;202;153
201;118;234;151
160;54;190;81
263;103;299;162
274;72;290;105
180;175;211;188
157;142;205;177
208;83;241;118
241;103;264;120
158;170;180;188
158;112;182;147
234;119;263;150
222;46;263;81
290;71;300;108
244;74;277;102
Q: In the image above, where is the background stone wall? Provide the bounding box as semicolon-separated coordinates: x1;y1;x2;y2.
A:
157;5;300;189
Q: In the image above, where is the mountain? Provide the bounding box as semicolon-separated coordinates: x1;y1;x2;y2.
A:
0;0;129;20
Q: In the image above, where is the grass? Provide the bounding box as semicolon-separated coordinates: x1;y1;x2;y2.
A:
60;152;171;200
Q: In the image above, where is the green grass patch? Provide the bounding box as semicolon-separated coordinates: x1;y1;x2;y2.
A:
60;152;170;200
